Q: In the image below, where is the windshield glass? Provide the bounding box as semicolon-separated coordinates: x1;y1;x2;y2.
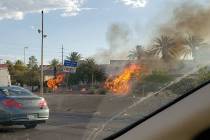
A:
0;0;210;140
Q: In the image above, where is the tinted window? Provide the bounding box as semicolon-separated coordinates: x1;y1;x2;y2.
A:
0;86;34;96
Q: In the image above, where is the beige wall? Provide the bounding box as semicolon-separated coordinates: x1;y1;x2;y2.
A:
0;68;11;86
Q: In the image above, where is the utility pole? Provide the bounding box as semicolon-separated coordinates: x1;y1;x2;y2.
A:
37;11;47;95
61;44;64;65
40;10;44;95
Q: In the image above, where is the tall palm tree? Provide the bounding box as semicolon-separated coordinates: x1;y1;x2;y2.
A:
50;58;59;76
128;45;144;60
50;59;59;68
66;52;82;62
128;49;137;60
183;34;207;61
149;35;177;62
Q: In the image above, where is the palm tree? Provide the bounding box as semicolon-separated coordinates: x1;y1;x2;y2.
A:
128;49;137;60
50;59;59;76
50;59;59;67
128;45;144;60
183;34;207;61
148;35;177;62
85;58;96;86
66;52;82;62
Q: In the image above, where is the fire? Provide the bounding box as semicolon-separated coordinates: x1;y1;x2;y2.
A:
105;64;142;95
47;73;65;90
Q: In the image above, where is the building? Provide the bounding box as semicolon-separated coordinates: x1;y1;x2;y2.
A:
0;64;11;86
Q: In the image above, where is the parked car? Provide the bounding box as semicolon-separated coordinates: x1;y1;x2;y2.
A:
0;86;49;129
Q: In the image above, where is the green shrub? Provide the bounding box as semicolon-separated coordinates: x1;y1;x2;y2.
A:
88;87;97;94
197;66;210;82
143;70;174;84
167;77;198;95
131;81;165;95
97;88;107;95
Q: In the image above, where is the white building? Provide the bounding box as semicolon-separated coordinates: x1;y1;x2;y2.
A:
0;64;11;86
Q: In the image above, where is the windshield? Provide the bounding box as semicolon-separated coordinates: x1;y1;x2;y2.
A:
0;0;210;140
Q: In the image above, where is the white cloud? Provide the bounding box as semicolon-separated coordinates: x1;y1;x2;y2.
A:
61;7;97;17
119;0;147;8
0;0;88;20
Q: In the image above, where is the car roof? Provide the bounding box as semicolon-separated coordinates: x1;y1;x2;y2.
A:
0;85;20;88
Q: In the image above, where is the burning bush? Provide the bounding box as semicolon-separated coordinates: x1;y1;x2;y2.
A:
104;64;143;95
47;73;65;90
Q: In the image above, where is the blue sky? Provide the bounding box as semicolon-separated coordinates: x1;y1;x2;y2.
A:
0;0;207;64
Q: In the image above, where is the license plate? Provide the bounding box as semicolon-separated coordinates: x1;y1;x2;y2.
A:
27;114;37;120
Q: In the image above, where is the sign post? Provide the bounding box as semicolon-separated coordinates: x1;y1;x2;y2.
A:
63;60;78;89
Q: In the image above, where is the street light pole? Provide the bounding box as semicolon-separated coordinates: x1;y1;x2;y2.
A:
37;11;47;95
40;10;44;95
24;46;28;65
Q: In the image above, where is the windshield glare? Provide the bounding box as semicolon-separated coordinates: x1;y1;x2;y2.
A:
0;0;210;140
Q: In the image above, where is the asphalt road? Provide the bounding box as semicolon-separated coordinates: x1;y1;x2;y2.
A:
0;112;129;140
0;93;177;140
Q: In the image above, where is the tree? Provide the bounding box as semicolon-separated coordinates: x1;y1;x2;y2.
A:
25;69;39;91
143;70;174;83
184;34;207;61
50;58;59;68
5;60;16;84
5;60;13;66
68;58;106;86
28;56;38;70
5;60;14;74
5;58;39;90
149;35;177;62
26;56;39;91
66;52;82;62
197;66;210;82
49;58;60;76
128;45;144;60
13;60;27;86
78;58;96;84
15;60;24;65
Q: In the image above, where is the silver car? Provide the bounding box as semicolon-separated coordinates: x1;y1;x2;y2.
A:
0;86;49;129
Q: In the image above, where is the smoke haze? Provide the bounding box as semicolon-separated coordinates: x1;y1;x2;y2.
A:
94;0;210;64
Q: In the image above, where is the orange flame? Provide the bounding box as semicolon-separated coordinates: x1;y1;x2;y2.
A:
47;73;65;90
105;64;142;95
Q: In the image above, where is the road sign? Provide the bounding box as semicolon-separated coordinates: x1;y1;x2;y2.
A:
63;67;77;73
63;60;78;73
64;60;78;67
